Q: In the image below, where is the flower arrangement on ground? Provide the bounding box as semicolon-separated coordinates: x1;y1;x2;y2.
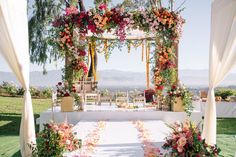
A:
166;84;193;115
56;81;82;109
32;122;81;157
163;120;221;157
144;88;156;103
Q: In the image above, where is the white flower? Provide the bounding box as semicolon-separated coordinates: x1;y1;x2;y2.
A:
88;11;92;16
66;140;71;145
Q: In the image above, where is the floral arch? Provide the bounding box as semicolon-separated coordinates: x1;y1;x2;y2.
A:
50;1;185;100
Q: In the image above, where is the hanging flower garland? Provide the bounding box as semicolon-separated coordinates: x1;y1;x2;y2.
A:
50;2;185;100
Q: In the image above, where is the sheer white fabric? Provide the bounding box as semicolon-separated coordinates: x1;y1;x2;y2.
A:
0;0;35;156
202;0;236;145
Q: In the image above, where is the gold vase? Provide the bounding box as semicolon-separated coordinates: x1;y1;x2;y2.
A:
61;96;74;112
172;97;184;112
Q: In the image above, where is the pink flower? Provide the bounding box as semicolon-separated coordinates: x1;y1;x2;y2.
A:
65;6;78;16
99;3;107;10
197;134;202;141
177;145;184;153
177;137;186;152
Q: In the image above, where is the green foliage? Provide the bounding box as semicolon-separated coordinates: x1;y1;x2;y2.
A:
16;87;25;96
119;0;151;11
0;81;52;98
167;85;193;116
182;89;193;116
215;88;236;99
160;68;177;87
28;0;65;67
0;82;18;96
30;87;41;97
34;125;65;157
41;87;52;98
32;123;81;157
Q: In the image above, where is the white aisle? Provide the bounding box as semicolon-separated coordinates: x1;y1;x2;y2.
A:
95;121;143;157
66;120;170;157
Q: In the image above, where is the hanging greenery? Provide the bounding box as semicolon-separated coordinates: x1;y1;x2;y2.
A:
28;0;65;70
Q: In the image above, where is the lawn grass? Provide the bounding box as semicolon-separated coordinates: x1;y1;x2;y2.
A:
217;118;236;157
0;96;51;157
0;96;236;156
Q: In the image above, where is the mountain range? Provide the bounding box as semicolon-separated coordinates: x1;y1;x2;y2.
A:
0;69;236;88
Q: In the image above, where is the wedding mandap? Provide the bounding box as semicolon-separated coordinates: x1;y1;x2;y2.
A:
0;0;235;156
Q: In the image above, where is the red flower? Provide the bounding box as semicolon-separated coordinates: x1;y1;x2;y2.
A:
156;85;164;91
197;134;202;141
88;24;97;33
79;50;86;56
172;85;177;89
99;3;107;10
79;11;86;19
64;93;70;97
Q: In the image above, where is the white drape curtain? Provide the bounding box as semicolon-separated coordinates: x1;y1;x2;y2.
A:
202;0;236;145
0;0;35;156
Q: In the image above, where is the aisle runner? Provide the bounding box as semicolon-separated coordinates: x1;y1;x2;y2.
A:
133;121;161;157
64;121;106;157
94;121;144;157
81;121;106;156
65;120;170;157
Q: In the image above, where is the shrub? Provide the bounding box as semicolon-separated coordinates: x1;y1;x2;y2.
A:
0;81;18;96
30;87;41;97
16;87;25;96
41;87;52;98
215;88;236;100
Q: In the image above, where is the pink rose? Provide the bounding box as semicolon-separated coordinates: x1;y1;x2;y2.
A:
99;3;107;10
177;136;186;147
177;145;184;153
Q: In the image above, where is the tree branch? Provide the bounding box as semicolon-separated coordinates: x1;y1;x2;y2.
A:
78;0;86;11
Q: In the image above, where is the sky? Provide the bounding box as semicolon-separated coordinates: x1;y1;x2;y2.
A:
0;0;235;73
